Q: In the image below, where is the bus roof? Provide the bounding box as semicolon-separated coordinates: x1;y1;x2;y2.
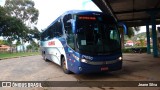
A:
62;10;102;15
42;10;111;33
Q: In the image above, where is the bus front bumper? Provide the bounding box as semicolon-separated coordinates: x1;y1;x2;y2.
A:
74;60;122;74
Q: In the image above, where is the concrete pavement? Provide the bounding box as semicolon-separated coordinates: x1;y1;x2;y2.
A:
0;53;160;90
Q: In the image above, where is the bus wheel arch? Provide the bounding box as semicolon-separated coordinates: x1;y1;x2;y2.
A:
61;55;71;74
42;51;46;60
60;55;64;66
42;51;49;61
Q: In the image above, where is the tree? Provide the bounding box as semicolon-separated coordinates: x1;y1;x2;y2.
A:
0;6;31;52
0;40;5;45
0;6;7;35
3;0;40;52
127;27;140;38
0;6;29;41
29;27;41;41
127;27;135;38
3;0;40;41
139;38;145;47
4;0;39;27
27;40;39;52
119;26;138;48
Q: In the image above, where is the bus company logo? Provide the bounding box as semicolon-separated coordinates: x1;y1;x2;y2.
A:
48;41;55;46
82;55;93;60
2;82;11;87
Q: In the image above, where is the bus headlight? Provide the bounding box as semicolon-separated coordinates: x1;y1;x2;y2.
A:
81;59;88;63
118;57;123;61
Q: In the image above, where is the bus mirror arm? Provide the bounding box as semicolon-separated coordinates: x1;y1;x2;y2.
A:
71;19;77;34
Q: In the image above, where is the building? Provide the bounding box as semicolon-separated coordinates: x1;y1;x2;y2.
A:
125;40;134;46
0;45;11;52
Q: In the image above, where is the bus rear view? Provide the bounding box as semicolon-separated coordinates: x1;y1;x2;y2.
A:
41;10;122;74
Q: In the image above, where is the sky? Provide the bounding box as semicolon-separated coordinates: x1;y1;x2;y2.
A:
33;0;101;30
0;0;159;33
0;0;101;31
0;0;5;6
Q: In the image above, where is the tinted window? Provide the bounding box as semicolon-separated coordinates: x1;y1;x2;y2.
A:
41;19;63;41
76;15;121;54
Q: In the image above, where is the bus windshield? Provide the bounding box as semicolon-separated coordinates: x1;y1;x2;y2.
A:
76;15;121;54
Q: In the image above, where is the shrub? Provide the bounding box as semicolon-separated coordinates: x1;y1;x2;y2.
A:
122;47;147;53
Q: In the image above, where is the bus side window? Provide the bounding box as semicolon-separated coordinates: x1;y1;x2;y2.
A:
63;14;72;33
41;33;44;41
67;29;75;49
55;20;63;37
41;30;48;41
48;27;54;39
63;14;75;49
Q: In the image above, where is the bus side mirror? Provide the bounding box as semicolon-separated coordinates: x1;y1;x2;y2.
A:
118;22;127;35
71;19;77;34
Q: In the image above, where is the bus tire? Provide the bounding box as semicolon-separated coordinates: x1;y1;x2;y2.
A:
42;52;46;60
62;57;71;74
42;52;49;62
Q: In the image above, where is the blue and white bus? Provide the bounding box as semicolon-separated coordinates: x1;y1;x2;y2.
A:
40;10;122;74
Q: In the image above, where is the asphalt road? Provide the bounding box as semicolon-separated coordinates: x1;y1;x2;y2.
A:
0;54;160;90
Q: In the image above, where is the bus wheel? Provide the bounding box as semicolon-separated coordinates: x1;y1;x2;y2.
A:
42;53;46;60
42;52;49;62
62;57;71;74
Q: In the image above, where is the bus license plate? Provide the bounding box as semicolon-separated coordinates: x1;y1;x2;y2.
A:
101;67;108;71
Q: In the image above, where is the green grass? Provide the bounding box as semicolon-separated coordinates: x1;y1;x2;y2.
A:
0;52;40;60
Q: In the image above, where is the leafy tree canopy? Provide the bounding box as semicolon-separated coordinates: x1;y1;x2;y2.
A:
127;27;140;38
0;6;40;43
0;6;27;41
4;0;39;27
